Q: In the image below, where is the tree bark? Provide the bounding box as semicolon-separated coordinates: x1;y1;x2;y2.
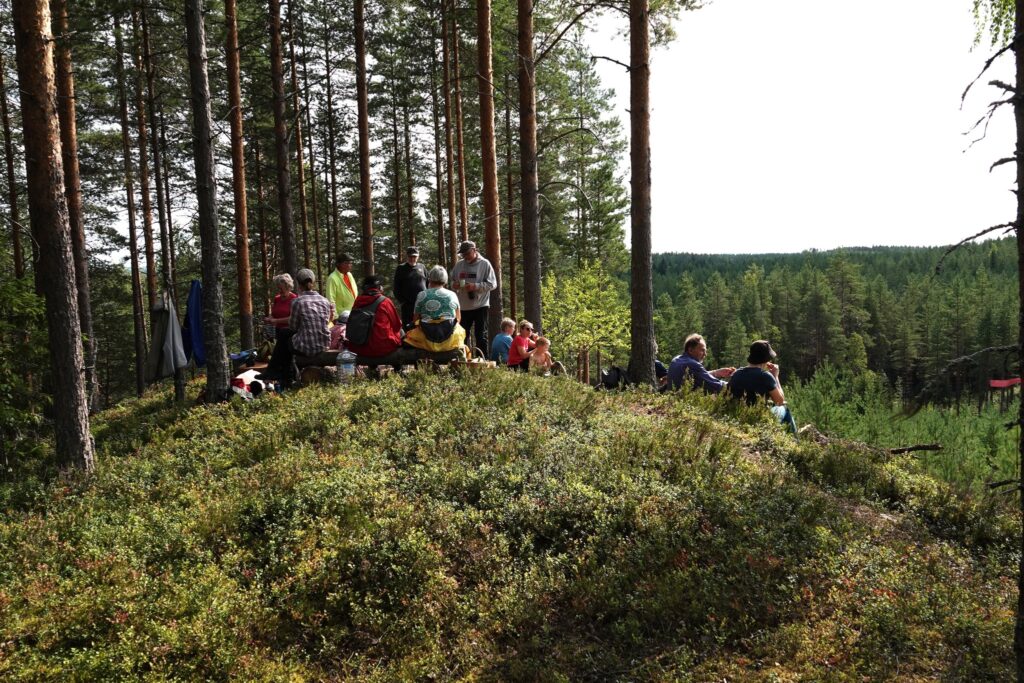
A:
13;0;94;470
323;23;339;257
518;0;541;329
0;54;23;280
54;0;97;410
627;0;654;386
404;101;415;246
269;0;297;276
504;72;517;321
129;10;157;312
158;106;178;309
390;71;403;258
452;8;469;241
255;139;270;313
115;17;147;399
288;5;309;269
225;0;253;349
141;3;169;291
475;0;503;337
143;5;185;402
440;0;458;266
429;22;446;266
355;0;374;273
1014;3;1024;679
299;13;322;282
185;0;231;402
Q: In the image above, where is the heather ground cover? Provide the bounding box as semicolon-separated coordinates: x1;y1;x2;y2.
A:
0;372;1015;680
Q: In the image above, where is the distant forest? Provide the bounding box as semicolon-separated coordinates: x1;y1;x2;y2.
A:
650;237;1018;398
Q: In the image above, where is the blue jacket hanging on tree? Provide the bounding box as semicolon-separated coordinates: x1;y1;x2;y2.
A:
182;279;206;367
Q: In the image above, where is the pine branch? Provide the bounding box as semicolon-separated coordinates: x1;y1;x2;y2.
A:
590;55;631;72
934;222;1016;274
990;156;1016;172
988;478;1020;489
961;42;1014;105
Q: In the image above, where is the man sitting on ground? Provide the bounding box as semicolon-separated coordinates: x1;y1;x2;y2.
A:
728;339;797;434
668;333;735;393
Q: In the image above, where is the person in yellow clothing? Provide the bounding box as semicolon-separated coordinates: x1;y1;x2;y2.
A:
325;253;358;321
403;265;467;353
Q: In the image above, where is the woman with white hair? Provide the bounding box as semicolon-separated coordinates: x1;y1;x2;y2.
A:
403;265;466;353
261;273;298;380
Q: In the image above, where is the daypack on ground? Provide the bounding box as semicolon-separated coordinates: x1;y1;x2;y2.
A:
346;295;385;346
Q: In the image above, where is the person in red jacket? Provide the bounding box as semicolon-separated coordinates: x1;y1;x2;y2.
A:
346;275;403;357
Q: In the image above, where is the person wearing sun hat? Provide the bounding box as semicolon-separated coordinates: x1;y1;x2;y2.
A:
727;340;797;434
449;240;496;353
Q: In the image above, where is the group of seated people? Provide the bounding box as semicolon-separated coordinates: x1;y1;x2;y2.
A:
258;263;560;387
666;333;797;434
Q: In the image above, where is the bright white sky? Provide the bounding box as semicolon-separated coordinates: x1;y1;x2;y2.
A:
590;0;1016;254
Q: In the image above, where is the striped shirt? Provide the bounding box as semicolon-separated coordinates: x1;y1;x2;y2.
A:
289;290;333;356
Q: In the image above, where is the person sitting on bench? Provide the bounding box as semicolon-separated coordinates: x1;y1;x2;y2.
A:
277;268;333;387
404;265;467;354
346;275;403;359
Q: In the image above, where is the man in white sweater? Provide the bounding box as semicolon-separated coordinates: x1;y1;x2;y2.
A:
449;240;497;353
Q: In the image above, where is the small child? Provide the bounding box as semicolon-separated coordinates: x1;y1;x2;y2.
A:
490;317;516;363
529;336;553;374
507;319;537;371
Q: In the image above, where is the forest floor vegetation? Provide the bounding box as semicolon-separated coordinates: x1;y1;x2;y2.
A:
0;372;1016;680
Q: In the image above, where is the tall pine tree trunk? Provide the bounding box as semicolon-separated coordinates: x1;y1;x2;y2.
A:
141;3;169;290
627;0;654;386
430;21;445;265
0;54;23;280
300;17;322;281
255;139;271;313
225;0;253;349
54;0;97;410
13;0;94;471
404;102;415;245
504;73;517;321
355;0;374;273
269;0;297;276
451;8;469;241
475;0;503;336
143;3;184;402
1014;3;1024;678
288;5;310;269
518;0;541;329
323;22;339;257
130;10;156;312
115;17;147;399
185;0;230;402
440;0;458;266
391;74;403;258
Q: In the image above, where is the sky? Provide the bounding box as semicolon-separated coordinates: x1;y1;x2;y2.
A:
590;0;1017;254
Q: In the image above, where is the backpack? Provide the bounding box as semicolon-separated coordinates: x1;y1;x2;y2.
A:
346;295;385;346
600;365;627;390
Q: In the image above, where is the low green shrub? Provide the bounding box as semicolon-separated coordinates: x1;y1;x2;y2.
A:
0;372;1015;680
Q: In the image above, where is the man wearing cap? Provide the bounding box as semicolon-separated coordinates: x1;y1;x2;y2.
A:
727;340;797;434
393;246;427;329
450;240;497;352
325;253;358;322
284;269;334;385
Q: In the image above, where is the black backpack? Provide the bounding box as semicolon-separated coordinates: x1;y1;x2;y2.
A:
346;295;385;345
600;365;627;390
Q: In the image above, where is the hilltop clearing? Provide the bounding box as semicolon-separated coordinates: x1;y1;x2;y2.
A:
0;372;1016;680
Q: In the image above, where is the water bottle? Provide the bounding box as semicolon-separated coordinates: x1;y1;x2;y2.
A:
339;350;357;379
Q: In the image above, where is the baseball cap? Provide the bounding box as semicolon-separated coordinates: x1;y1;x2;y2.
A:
457;240;476;255
747;340;777;365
